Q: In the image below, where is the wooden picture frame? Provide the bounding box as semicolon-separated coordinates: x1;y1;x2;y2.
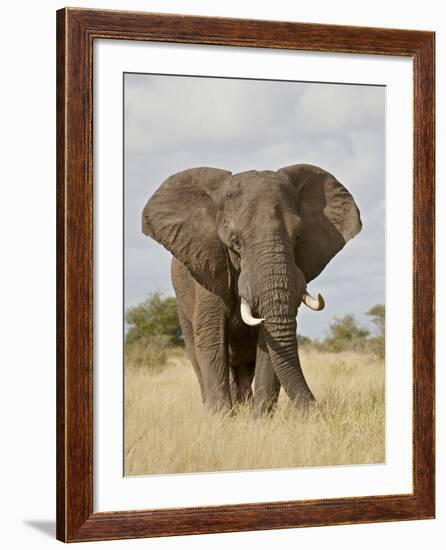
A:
56;7;435;542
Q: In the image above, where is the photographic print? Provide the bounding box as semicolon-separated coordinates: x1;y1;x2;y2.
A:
124;73;385;476
57;10;435;540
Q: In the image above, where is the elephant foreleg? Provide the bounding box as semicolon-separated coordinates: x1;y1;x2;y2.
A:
178;309;205;403
195;342;231;413
193;297;231;414
253;326;281;416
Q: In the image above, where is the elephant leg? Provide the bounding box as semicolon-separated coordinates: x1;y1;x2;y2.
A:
231;362;255;404
195;340;231;413
178;309;205;403
193;296;231;413
229;367;239;405
253;326;281;416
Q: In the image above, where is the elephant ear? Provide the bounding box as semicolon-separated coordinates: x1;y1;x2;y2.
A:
142;167;232;300
278;164;362;283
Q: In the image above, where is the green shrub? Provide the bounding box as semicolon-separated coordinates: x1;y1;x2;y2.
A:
324;314;369;352
366;305;385;358
125;293;183;347
362;336;385;359
125;293;183;369
297;334;313;347
311;307;385;359
367;304;385;338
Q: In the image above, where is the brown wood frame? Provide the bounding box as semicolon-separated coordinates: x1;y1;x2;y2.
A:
56;7;435;542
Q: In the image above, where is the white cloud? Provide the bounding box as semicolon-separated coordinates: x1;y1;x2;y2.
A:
294;83;384;135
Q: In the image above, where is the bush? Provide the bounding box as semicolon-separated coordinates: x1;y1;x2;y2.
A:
125;293;183;369
297;334;312;348
366;305;385;358
311;306;385;359
362;337;385;359
125;293;183;347
323;314;370;352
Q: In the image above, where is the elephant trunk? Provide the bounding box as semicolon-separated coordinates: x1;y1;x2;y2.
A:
240;235;315;408
263;318;315;406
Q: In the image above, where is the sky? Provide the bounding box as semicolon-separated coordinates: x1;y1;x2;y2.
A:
124;73;385;339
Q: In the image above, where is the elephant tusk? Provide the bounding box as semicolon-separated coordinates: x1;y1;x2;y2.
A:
240;298;265;326
302;291;325;311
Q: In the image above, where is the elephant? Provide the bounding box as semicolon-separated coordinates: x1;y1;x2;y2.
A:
142;164;362;415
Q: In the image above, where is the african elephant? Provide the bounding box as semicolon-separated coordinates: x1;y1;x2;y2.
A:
142;164;362;415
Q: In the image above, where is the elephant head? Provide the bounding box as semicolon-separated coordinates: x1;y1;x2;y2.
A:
142;165;362;407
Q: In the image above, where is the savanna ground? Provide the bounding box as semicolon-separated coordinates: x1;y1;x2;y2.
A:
124;345;384;476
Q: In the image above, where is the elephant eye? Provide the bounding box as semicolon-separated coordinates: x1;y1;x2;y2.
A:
231;236;241;251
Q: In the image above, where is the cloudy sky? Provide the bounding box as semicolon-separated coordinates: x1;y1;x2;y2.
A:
124;73;385;339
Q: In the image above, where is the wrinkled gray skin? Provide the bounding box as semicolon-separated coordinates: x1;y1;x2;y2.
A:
142;164;362;415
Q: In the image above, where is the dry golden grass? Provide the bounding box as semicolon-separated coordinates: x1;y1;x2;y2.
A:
124;347;384;475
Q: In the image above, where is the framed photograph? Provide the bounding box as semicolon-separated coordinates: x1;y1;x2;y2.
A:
56;8;435;542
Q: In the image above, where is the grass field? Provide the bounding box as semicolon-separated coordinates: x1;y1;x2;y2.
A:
124;347;384;476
